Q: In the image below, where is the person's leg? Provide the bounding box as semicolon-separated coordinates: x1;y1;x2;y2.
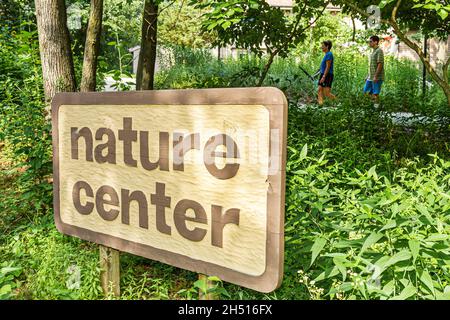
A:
323;74;336;101
372;81;383;106
364;80;373;97
323;87;336;100
318;86;324;105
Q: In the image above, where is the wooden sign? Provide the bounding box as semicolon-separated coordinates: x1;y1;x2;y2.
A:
52;88;287;293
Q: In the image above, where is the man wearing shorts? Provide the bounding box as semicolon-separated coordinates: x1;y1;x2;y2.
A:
318;40;336;105
364;35;385;105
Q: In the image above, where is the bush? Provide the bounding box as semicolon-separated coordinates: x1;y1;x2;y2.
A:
286;147;450;300
0;26;52;214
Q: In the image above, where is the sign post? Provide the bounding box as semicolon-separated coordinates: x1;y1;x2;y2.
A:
100;245;120;297
52;88;287;293
198;274;217;300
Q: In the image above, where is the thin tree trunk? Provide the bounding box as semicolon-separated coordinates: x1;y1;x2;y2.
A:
137;0;158;90
257;51;276;87
351;15;356;42
392;24;450;107
80;0;103;92
35;0;76;104
422;35;428;97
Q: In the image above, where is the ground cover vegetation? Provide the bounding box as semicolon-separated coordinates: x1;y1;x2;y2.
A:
0;0;449;300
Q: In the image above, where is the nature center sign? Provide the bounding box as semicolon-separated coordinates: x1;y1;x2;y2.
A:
52;88;287;293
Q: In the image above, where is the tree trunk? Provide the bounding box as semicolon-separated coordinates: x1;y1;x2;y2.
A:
80;0;103;92
257;52;276;87
136;0;159;90
351;15;356;42
392;24;450;107
35;0;76;104
422;35;428;98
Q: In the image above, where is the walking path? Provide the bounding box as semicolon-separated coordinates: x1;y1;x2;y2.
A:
296;103;449;127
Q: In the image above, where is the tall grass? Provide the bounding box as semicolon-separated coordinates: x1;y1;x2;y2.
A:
155;46;449;116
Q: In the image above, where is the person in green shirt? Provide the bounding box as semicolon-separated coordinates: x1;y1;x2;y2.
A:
364;35;385;105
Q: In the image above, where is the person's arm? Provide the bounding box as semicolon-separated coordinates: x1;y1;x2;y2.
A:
320;60;332;83
373;62;383;82
373;50;384;82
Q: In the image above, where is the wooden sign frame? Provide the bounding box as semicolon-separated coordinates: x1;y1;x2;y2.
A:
52;87;287;293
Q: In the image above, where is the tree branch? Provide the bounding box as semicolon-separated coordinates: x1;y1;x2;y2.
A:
443;55;450;85
171;0;186;30
159;0;176;14
390;0;402;24
298;1;330;35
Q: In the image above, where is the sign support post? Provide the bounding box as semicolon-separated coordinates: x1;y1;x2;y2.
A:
100;245;120;298
198;274;217;300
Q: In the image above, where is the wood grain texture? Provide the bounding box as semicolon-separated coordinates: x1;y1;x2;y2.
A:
80;0;103;92
59;104;269;276
35;0;76;103
52;88;287;292
100;245;120;297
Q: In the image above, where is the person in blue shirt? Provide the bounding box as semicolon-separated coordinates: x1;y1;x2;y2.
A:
318;40;336;105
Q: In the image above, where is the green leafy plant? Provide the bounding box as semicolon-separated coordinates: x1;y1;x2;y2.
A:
194;276;231;299
0;262;22;300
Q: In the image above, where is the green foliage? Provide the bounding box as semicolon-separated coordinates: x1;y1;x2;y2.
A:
0;0;36;32
193;0;330;58
0;262;22;300
158;1;216;47
301;12;353;53
156;46;449;115
286;144;450;299
1;6;449;300
282;102;450;300
411;0;450;21
194;276;231;299
337;0;450;39
0;25;53;213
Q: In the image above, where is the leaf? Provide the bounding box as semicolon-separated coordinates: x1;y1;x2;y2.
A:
420;270;435;297
359;232;383;256
313;266;339;282
379;0;396;9
333;257;347;281
424;234;448;242
408;239;420;263
193;279;207;294
368;165;378;180
416;204;435;225
300;144;308;160
0;284;12;295
390;284;417;300
310;237;327;267
435;291;450;300
207;276;222;283
380;280;395;298
380;219;396;231
0;267;21;275
221;21;232;30
386;250;412;268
